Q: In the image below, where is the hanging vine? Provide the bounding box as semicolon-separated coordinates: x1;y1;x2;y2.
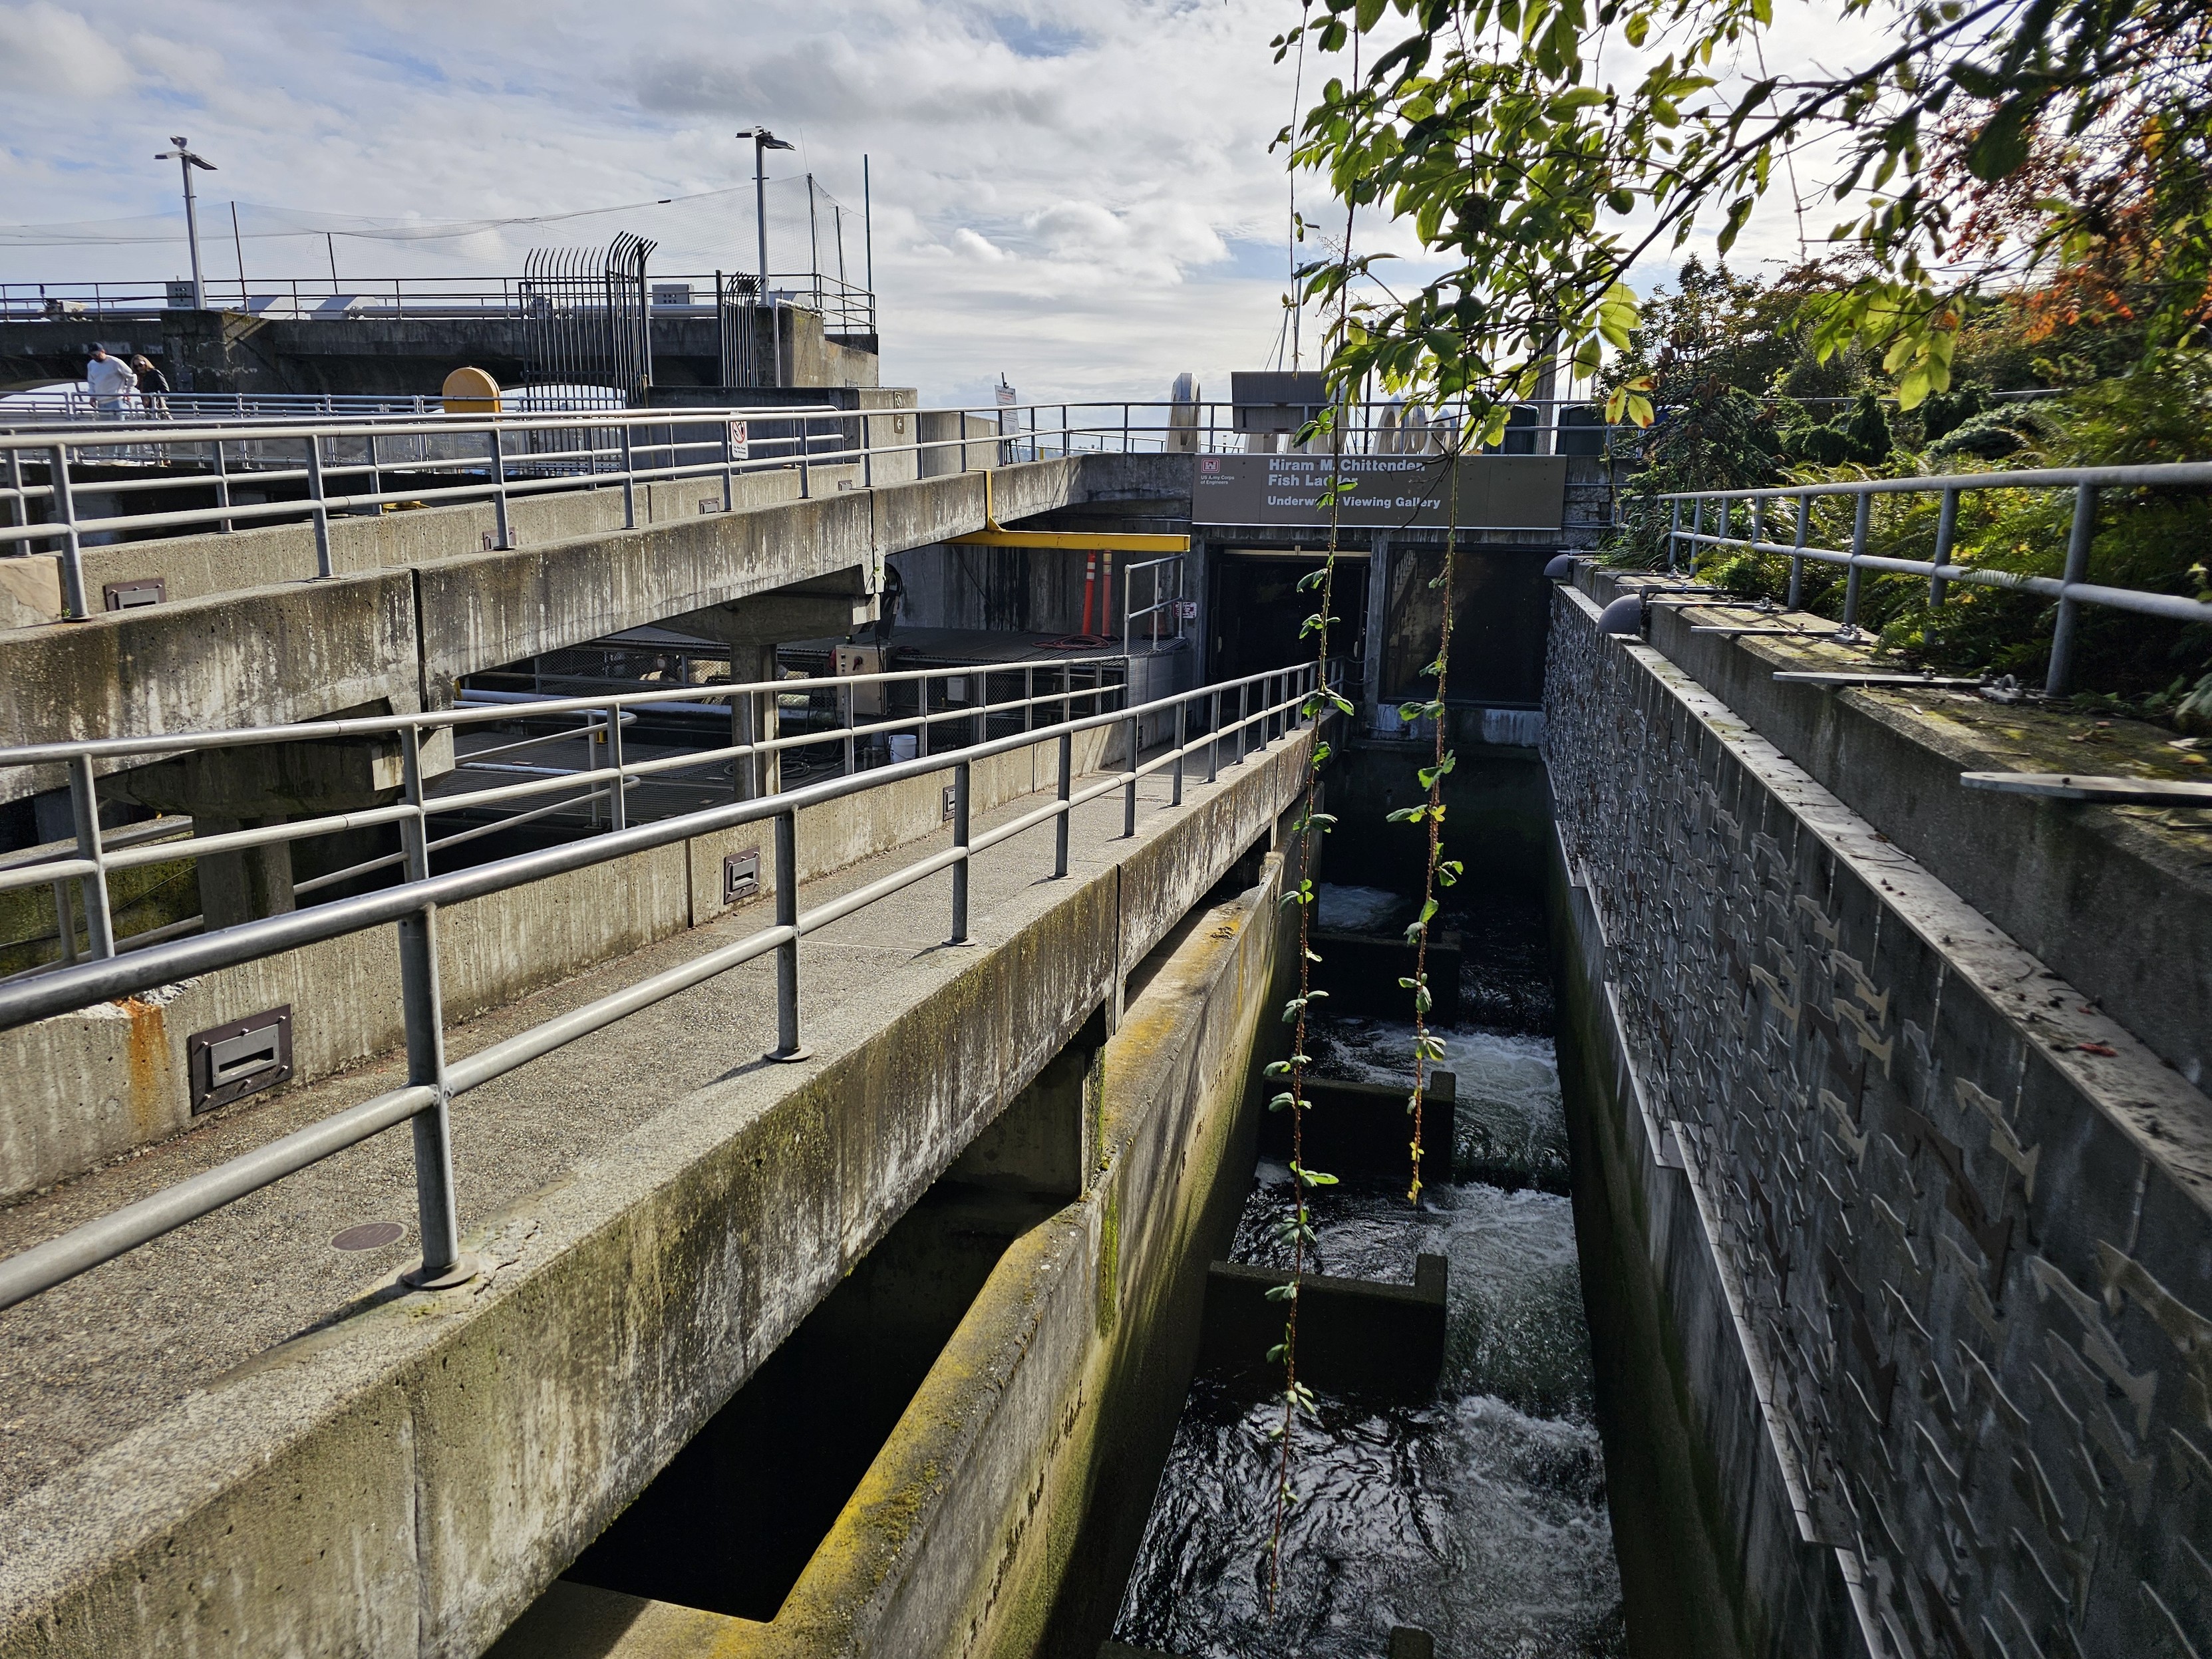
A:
1389;438;1468;1203
1263;130;1362;1617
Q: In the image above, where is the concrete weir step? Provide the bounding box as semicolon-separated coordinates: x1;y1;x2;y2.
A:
1307;926;1462;1022
1258;1070;1456;1178
1197;1254;1448;1397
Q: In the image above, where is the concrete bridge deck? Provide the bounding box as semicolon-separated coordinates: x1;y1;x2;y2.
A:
0;720;1308;1657
1;450;1186;798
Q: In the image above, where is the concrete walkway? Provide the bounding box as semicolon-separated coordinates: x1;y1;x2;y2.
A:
0;726;1310;1657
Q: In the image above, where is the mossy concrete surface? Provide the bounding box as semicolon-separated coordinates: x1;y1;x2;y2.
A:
0;729;1310;1659
486;772;1306;1659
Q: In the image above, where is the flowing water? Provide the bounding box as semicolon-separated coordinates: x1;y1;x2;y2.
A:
1110;884;1625;1658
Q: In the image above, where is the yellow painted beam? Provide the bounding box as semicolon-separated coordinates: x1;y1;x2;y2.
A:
944;530;1189;552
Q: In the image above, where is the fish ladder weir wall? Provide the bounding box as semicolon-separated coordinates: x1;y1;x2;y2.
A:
1541;581;2212;1659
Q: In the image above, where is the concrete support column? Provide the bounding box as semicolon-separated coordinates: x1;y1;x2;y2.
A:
1362;531;1392;732
726;637;780;801
192;816;297;931
665;582;882;803
949;1006;1108;1199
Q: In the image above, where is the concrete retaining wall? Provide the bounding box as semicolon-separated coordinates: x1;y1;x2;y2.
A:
490;766;1305;1659
0;730;1312;1659
1545;581;2212;1659
0;725;1113;1201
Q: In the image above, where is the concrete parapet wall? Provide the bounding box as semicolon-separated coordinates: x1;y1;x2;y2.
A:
1545;581;2212;1658
0;454;1107;790
0;725;1117;1202
0;726;1310;1659
1579;566;2212;1092
743;823;1299;1658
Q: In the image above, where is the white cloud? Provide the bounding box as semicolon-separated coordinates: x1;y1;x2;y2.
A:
0;2;133;96
0;0;1904;404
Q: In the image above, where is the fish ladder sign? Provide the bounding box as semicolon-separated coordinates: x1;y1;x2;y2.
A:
728;419;750;461
1191;452;1567;531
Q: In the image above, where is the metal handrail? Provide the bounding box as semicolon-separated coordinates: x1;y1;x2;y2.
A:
0;659;1321;1311
0;397;1616;624
1660;463;2212;696
0;654;1130;909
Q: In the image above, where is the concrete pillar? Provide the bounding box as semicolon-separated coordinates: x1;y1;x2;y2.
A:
949;1006;1107;1199
665;582;881;801
1363;530;1392;732
192;817;297;931
726;636;780;800
112;731;428;927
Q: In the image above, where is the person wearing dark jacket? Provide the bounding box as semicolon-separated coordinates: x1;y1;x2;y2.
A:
130;355;171;418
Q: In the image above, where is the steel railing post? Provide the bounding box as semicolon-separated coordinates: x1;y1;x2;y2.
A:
490;426;512;551
48;445;87;619
800;413;811;498
720;418;735;513
398;902;472;1288
1172;696;1185;806
1207;689;1221;784
2046;484;2100;698
3;447;20;533
843;679;857;775
1235;684;1248;766
619;424;637;529
400;727;432;883
1683;499;1700;575
1929;486;1959;615
1054;731;1072;878
1788;495;1807;611
1667;498;1681;570
602;703;626;831
1749;496;1764;564
304;434;335;579
366;431;383;513
862;406;873;490
949;758;971;944
1122;714;1138;836
68;755;113;959
766;808;808;1061
1841;492;1870;629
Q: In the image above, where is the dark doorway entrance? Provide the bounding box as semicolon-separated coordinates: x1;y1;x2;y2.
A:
1208;550;1370;686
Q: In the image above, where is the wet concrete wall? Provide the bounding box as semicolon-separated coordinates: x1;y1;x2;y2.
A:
486;786;1306;1658
1544;580;2212;1659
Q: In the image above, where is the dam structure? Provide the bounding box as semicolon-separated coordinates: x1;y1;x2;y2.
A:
0;379;2205;1659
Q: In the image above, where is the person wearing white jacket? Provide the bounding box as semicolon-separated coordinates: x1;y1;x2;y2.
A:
85;345;136;418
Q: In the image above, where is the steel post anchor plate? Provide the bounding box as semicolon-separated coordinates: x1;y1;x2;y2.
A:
401;1251;481;1291
762;1045;814;1064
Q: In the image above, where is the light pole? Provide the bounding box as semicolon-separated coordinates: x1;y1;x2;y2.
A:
738;126;794;303
154;137;216;309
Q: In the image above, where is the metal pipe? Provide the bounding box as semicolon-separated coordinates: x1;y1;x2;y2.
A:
68;756;114;959
398;906;470;1287
1929;487;1959;613
2045;484;2100;698
1054;732;1072;878
1788;496;1806;611
1122;715;1138;836
1172;697;1185;807
489;426;512;551
1842;493;1870;627
601;703;627;831
49;444;86;619
949;758;971;943
767;808;805;1060
0;1083;439;1312
303;433;335;578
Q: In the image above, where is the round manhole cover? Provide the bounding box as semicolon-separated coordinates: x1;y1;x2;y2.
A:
331;1221;407;1252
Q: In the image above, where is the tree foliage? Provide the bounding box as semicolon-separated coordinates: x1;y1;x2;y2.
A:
1281;0;2212;426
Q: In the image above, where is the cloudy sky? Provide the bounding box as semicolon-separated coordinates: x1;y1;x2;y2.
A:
0;0;1881;407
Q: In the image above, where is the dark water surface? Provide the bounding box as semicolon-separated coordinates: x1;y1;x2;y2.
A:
1110;884;1625;1659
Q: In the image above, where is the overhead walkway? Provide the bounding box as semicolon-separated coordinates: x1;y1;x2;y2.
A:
0;663;1318;1657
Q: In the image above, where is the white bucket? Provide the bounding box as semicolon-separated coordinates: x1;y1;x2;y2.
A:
888;734;919;762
